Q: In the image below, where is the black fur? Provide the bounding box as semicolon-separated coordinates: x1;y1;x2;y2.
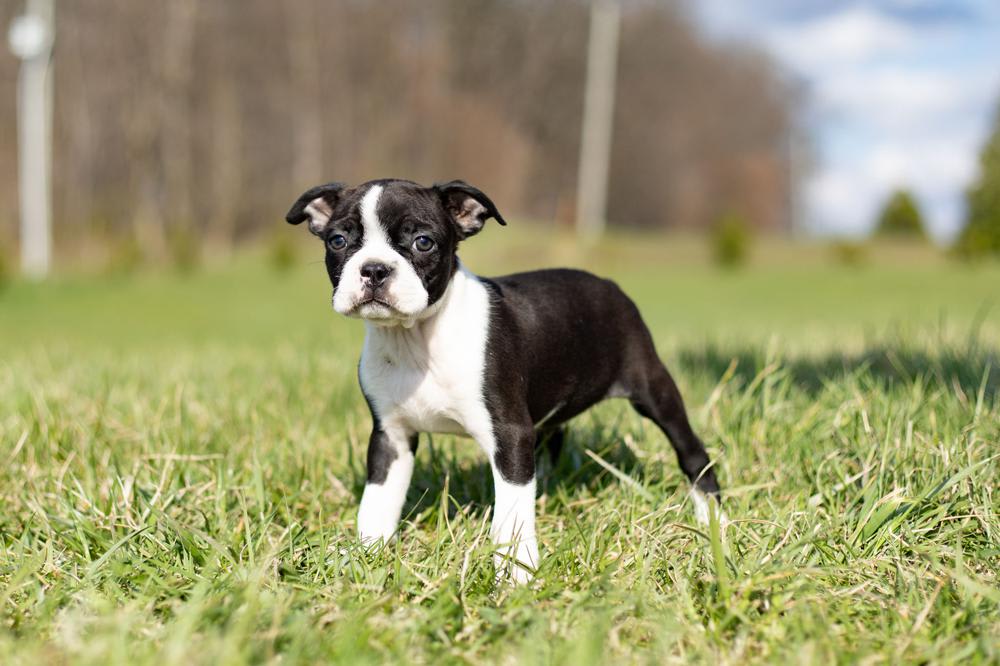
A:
482;270;720;493
365;429;420;485
284;182;346;227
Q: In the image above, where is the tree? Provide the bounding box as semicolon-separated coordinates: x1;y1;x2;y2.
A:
0;0;802;256
874;189;927;239
956;105;1000;257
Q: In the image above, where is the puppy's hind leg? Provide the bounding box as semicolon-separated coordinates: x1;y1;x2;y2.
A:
624;352;722;524
535;426;565;483
544;426;566;465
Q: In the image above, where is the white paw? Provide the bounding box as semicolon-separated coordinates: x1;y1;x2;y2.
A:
494;540;538;585
356;455;414;548
690;487;728;527
357;506;399;547
358;532;394;548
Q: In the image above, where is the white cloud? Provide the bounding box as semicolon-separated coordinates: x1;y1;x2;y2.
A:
800;60;998;239
691;1;1000;241
766;7;915;70
807;169;877;236
819;67;991;134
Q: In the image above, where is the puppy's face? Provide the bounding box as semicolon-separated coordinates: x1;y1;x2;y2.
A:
286;179;505;324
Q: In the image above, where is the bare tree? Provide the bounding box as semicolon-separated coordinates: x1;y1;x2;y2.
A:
0;0;803;263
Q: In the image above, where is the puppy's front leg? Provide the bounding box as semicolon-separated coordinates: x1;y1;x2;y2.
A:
357;426;417;545
489;424;539;584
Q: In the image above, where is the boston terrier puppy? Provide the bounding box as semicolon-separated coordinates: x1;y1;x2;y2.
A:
286;178;721;583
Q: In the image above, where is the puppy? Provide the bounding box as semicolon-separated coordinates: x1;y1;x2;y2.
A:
286;178;721;583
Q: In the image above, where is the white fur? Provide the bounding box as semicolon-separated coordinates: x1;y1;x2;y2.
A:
690;487;728;527
332;185;430;323
360;264;495;443
303;198;333;234
357;437;414;544
491;474;539;584
358;264;539;581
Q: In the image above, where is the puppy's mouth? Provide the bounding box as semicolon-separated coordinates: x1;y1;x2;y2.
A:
350;294;399;319
358;295;392;308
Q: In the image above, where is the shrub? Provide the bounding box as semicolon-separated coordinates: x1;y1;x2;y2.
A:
168;227;201;273
269;232;298;273
830;240;867;266
954;224;1000;259
105;235;144;275
874;189;927;240
711;211;750;268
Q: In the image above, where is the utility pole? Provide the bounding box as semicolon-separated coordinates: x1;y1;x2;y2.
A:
8;0;55;278
575;0;620;239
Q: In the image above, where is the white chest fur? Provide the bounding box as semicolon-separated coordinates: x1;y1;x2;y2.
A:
359;265;495;446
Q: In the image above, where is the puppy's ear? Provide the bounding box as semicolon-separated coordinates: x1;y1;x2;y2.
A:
434;180;507;239
285;182;347;235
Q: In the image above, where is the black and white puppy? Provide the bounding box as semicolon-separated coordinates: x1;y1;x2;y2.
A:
286;178;721;583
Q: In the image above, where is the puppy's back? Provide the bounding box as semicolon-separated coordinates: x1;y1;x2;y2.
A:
481;269;651;424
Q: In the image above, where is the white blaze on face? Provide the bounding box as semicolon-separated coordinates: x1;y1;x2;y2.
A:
332;185;430;322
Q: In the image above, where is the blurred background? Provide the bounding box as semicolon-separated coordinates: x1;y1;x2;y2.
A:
0;0;801;269
1;0;998;279
1;0;1000;359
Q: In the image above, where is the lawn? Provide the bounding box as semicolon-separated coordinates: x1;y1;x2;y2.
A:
1;231;998;664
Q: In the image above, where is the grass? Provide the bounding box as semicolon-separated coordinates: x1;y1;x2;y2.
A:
1;231;998;664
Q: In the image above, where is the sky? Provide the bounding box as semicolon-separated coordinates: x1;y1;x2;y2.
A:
690;0;1000;240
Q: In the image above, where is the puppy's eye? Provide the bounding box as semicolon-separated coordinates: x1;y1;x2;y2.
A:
413;235;435;252
328;234;347;251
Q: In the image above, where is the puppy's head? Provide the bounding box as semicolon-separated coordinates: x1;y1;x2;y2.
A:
286;179;505;325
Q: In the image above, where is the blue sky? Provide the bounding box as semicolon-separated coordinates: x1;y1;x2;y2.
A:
689;0;1000;240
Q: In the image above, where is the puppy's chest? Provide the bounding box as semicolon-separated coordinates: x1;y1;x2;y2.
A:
360;332;487;435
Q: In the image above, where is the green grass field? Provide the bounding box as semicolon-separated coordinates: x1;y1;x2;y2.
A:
1;232;998;664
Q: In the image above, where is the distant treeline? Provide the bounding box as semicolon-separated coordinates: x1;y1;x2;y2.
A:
0;0;803;257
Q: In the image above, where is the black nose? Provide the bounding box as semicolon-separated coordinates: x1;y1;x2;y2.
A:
360;262;393;287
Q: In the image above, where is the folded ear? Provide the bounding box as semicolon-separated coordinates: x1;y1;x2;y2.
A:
285;182;347;235
434;180;507;239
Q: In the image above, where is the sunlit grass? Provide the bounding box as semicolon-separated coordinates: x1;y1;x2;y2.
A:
1;234;998;663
